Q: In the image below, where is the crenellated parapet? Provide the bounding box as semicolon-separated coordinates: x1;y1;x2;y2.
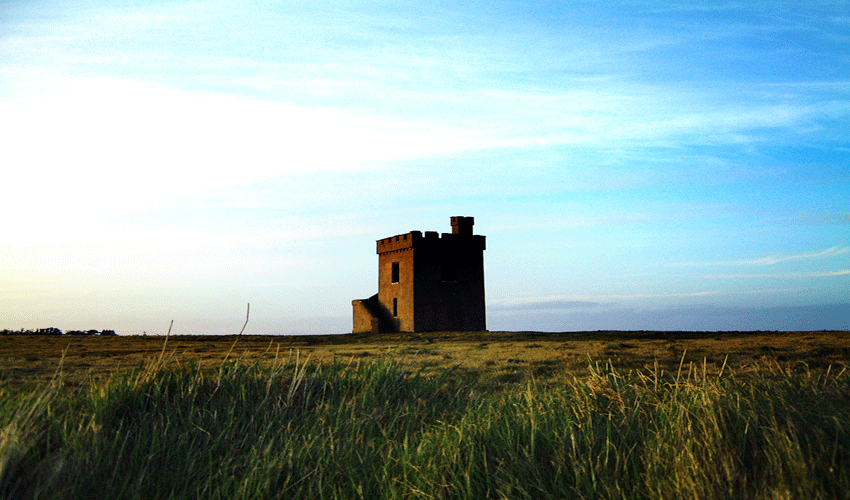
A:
376;229;485;255
377;231;421;254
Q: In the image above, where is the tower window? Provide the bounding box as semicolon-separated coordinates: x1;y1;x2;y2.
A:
391;262;400;283
393;298;398;317
441;263;457;282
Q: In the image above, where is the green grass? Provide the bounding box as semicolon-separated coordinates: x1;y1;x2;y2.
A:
2;354;850;499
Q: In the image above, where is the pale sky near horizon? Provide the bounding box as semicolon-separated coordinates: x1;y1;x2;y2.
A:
2;0;848;335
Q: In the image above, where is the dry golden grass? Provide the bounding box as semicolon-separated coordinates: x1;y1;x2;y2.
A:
2;330;848;390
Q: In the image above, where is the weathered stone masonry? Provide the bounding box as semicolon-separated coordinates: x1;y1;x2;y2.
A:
352;216;486;333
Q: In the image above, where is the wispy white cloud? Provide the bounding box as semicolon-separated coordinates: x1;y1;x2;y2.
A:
0;73;492;216
3;0;844;204
492;288;802;309
783;213;850;225
491;300;602;311
672;246;850;268
735;246;850;265
705;270;850;279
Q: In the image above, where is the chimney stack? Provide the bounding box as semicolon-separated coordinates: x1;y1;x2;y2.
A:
450;216;474;236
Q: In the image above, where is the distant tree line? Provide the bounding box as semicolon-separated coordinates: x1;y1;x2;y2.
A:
0;328;117;336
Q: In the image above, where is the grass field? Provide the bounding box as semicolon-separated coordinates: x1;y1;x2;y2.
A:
2;330;849;499
3;330;849;389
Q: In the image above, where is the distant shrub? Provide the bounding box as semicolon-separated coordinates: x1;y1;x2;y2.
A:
0;328;116;336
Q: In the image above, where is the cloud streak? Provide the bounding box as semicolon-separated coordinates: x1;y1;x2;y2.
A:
736;246;850;266
492;288;804;310
491;300;602;311
672;246;850;268
705;270;850;279
5;0;846;168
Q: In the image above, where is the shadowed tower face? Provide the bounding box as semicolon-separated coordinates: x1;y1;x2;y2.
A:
352;216;486;333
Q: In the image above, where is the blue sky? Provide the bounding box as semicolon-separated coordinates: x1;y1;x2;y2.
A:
2;0;848;334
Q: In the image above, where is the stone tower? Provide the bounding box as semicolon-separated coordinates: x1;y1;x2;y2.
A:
352;216;486;333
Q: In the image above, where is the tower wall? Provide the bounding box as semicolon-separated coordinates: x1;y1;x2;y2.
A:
352;296;380;334
413;232;486;332
376;232;419;332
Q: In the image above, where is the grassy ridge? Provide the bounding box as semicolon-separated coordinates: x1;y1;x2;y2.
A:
2;353;850;499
